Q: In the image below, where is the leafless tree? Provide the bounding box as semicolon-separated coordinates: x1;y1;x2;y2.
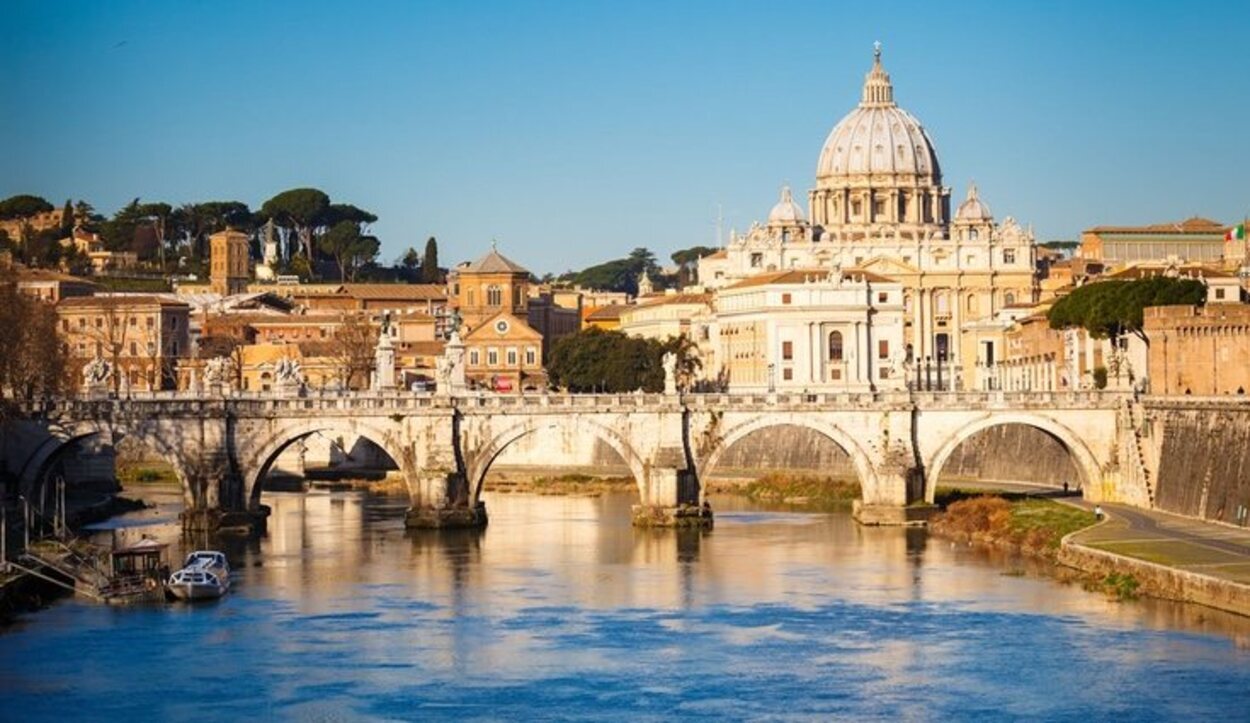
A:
330;313;377;389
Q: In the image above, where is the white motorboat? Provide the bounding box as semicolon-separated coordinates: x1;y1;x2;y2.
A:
166;550;231;601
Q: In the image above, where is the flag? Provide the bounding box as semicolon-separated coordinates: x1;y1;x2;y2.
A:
1227;224;1246;242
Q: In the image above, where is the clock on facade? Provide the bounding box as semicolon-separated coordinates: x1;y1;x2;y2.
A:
494;319;510;334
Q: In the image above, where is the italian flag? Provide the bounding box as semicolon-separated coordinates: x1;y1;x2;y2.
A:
1228;223;1246;242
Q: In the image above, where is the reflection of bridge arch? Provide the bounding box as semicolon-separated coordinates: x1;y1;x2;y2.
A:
243;419;412;508
467;417;648;502
925;413;1102;503
699;416;878;496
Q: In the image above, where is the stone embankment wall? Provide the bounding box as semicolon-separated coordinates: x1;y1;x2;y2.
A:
713;425;855;478
938;424;1079;487
1150;407;1250;524
1060;540;1250;618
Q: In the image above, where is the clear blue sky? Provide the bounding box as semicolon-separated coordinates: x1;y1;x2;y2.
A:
3;0;1248;274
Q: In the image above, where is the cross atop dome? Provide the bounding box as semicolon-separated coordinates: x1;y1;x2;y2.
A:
861;42;894;107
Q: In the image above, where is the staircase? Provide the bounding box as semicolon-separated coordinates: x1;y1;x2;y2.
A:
1124;402;1155;507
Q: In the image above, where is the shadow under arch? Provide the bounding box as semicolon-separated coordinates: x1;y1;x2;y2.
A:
19;424;194;507
244;419;412;509
467;417;648;504
925;413;1102;504
698;415;879;497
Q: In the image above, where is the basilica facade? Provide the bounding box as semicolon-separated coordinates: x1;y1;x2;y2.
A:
699;46;1038;380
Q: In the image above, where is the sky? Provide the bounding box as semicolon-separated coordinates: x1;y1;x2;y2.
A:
3;0;1249;275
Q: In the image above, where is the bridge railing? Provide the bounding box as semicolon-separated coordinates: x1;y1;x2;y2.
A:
18;388;1141;418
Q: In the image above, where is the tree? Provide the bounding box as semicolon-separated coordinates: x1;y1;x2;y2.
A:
546;328;672;392
59;199;75;237
399;246;421;282
0;194;54;221
330;313;378;389
671;245;718;287
319;221;380;282
0;271;68;419
421;236;440;283
261;188;330;261
100;198;144;252
561;247;662;294
1048;277;1207;345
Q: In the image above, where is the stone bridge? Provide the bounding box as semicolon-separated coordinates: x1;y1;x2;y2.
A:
1;390;1137;530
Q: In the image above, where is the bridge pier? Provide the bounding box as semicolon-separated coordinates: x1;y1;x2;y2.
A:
180;506;270;535
632;467;712;529
404;471;488;529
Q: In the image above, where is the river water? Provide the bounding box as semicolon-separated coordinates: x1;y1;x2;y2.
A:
2;489;1250;720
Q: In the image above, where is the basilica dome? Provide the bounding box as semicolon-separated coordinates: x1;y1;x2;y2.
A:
954;183;992;221
768;185;805;226
815;47;942;183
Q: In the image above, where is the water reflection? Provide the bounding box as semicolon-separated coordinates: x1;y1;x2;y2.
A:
1;488;1248;719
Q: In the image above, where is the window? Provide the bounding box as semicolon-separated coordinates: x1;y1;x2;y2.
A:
130;342;137;356
78;317;86;329
77;343;85;355
782;341;793;361
171;342;179;355
782;368;793;381
506;348;517;365
487;348;498;366
147;342;155;355
852;199;862;217
469;350;480;366
1005;292;1016;306
877;292;888;303
878;340;889;360
1216;288;1227;300
828;331;844;361
935;292;950;315
936;333;950;362
873;199;885;217
782;293;792;305
170;317;178;330
513;287;522;306
1003;248;1016;264
95;317;103;328
967;294;978;314
467;289;476;306
879;367;891;379
525;347;536;365
147;316;155;329
970;229;979;241
750;253;763;268
61;319;69;332
129;316;136;327
487;285;502;306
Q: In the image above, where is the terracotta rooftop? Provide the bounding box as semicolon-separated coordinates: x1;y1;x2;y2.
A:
57;294;188;309
725;267;897;289
463;247;529;274
1085;217;1229;235
340;283;446;301
585;304;628;321
634;292;712;308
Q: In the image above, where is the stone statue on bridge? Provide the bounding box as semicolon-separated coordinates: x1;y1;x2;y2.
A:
81;357;112;393
662;352;677;395
203;356;235;390
274;356;304;394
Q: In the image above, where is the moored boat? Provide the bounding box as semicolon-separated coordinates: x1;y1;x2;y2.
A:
166;550;231;601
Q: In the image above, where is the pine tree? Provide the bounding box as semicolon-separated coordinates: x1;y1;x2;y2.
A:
60;198;74;237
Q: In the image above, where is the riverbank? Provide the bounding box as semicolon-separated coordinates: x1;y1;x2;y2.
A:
485;474;636;497
705;474;861;511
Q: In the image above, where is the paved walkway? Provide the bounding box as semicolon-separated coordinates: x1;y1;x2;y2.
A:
1067;501;1250;585
938;480;1250;586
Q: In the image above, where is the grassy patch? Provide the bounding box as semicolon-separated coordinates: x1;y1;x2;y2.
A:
486;474;636;496
739;473;861;511
117;465;178;485
1084;572;1140;600
931;494;1096;557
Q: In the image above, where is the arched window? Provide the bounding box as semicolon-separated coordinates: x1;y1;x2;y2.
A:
1005;291;1016;306
970;228;979;241
935;291;950;315
487;285;502;306
828;331;844;362
966;294;978;315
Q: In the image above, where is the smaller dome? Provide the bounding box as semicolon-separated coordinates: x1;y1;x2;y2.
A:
768;185;806;226
955;183;992;221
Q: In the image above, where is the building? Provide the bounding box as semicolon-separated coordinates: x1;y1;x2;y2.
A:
1080;217;1232;267
0;206;67;242
618;292;712;341
697;46;1037;381
1146;304;1250;396
460;311;545;392
59;227;140;274
16;269;99;303
713;268;905;392
57;295;191;391
1103;260;1242;303
449;246;531;332
209;229;250;296
583;304;627;331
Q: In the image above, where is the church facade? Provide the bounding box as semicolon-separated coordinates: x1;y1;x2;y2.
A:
699;46;1038;384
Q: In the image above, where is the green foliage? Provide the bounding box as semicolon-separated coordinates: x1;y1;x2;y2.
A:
94;276;172;293
0;194;54;220
561;247;660;294
1047;277;1207;342
547;328;665;392
1092;366;1108;390
261;188;330;259
671;245;718;286
422;236;440;283
59;199;74;236
318;221;379;281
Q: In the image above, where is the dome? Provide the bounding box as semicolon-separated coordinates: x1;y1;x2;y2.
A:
768;185;806;226
955;183;992;221
815;45;942;182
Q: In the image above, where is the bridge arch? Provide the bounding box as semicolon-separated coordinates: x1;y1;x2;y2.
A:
698;415;879;498
242;419;413;509
925;413;1103;503
15;421;196;507
467;416;649;503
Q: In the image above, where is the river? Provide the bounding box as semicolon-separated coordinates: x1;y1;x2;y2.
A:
2;488;1249;720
